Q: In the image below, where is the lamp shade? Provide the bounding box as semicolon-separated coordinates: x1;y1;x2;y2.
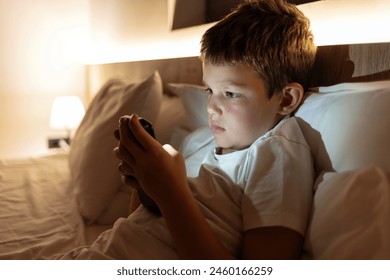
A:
50;96;85;130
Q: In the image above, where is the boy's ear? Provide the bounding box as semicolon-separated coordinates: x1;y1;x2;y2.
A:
278;83;304;116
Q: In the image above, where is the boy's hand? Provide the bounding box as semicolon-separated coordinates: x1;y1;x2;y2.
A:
113;124;141;189
113;114;187;206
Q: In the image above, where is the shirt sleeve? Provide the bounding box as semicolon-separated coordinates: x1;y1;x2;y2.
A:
241;134;314;236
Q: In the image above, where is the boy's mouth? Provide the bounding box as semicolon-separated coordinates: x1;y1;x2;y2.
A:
210;121;225;133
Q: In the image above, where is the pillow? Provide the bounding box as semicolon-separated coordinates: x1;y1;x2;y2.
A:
296;81;390;173
167;83;208;130
153;94;192;148
69;71;163;224
180;127;214;177
302;165;390;259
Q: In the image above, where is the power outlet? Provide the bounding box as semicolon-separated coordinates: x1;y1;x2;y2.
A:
48;137;70;149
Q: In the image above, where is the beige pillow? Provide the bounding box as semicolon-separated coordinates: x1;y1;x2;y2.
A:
69;72;163;224
167;83;208;130
153;94;191;147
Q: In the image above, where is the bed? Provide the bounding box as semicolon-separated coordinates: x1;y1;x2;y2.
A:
1;38;389;259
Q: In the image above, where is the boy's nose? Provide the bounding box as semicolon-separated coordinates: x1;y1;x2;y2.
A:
207;95;222;115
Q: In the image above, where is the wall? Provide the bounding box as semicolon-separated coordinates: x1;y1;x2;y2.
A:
0;0;172;158
87;0;172;64
0;0;89;158
89;0;168;46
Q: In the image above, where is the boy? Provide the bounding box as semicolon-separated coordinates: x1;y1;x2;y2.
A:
62;0;316;259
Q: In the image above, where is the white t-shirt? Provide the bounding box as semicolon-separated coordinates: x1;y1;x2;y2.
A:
61;117;314;259
184;117;314;255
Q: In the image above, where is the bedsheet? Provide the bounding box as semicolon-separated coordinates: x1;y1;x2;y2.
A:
0;152;86;259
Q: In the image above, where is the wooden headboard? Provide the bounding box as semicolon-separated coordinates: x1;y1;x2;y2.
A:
309;42;390;87
86;42;390;102
86;57;203;102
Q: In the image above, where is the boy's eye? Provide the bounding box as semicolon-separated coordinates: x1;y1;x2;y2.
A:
205;88;213;95
225;91;240;98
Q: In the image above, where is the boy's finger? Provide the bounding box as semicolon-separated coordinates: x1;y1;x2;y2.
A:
127;114;159;151
121;175;141;189
114;128;120;140
118;161;135;177
119;115;142;154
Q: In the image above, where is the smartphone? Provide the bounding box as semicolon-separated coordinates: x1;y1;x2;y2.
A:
137;118;161;215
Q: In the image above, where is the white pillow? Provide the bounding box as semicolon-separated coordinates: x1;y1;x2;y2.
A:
180;127;214;177
167;83;208;130
302;165;390;259
296;81;390;173
69;72;163;224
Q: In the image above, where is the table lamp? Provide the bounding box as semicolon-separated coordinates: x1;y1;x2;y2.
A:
49;96;85;146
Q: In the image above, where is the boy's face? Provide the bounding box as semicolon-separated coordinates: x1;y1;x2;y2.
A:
203;63;283;151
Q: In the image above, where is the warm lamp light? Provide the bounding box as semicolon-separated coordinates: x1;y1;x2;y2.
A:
298;0;390;46
84;0;390;64
49;96;85;141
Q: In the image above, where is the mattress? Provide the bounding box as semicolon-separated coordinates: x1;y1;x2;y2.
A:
0;152;86;259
